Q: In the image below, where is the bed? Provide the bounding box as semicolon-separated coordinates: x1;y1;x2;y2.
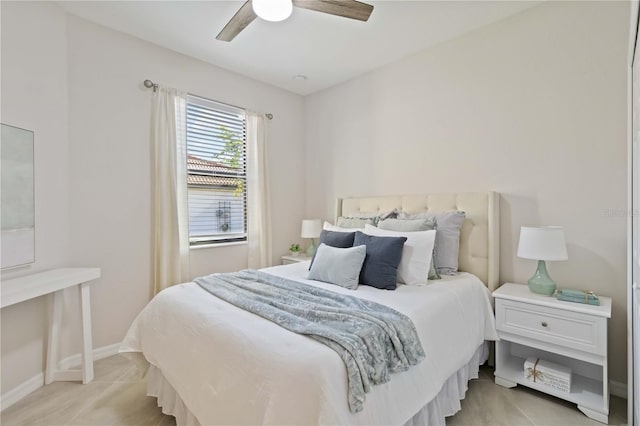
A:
121;192;500;426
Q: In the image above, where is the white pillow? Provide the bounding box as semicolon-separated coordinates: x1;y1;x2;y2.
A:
308;244;366;290
363;224;436;286
323;221;362;232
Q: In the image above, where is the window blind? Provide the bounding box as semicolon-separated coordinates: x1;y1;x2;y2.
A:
186;96;247;245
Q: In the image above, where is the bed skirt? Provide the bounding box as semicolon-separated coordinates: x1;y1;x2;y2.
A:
147;342;489;426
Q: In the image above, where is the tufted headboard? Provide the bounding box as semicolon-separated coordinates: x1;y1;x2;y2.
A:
336;192;500;291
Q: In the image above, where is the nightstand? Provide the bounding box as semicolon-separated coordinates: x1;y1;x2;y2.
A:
493;283;612;424
281;254;312;265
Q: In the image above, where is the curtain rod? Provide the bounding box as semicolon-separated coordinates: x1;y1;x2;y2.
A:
143;79;273;120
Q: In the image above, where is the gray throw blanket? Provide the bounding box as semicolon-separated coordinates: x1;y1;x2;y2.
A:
195;269;425;413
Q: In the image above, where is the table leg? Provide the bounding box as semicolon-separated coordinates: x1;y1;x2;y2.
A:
45;290;63;384
79;283;94;384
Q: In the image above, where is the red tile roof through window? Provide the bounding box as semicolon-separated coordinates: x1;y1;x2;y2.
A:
187;155;240;188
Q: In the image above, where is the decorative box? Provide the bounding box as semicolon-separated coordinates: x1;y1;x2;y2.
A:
556;289;600;306
524;357;572;393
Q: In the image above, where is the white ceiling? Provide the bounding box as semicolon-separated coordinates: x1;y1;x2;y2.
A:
58;1;540;96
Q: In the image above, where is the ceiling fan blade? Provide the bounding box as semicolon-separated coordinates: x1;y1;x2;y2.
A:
216;1;257;42
292;0;373;22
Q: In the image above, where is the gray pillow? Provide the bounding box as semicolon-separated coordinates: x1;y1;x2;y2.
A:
308;244;367;290
309;230;356;269
378;217;440;280
399;211;466;275
319;229;356;247
353;231;407;290
337;209;398;228
336;217;375;228
378;217;436;232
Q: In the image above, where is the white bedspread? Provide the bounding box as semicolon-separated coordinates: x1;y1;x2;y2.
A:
121;262;498;425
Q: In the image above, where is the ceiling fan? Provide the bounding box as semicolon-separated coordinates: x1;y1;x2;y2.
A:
216;0;374;42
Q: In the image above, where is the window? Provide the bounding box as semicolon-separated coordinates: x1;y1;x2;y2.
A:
186;96;247;246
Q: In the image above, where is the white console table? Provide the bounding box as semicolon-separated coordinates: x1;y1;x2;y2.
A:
1;268;100;384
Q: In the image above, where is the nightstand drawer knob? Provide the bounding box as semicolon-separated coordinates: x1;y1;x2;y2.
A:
541;321;548;327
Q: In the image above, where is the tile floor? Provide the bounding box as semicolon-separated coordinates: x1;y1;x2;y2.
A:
1;355;627;426
1;355;174;426
448;366;627;426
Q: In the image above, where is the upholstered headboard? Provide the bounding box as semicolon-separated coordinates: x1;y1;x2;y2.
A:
336;192;500;291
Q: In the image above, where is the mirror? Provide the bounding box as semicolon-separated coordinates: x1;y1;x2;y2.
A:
1;123;35;269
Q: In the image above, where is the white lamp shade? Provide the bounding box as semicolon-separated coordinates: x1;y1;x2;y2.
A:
252;0;293;22
301;219;322;239
517;226;568;261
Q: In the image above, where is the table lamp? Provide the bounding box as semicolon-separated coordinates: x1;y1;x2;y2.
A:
517;226;568;296
301;219;322;256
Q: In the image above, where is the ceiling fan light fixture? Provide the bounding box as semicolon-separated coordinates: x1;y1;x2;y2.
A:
252;0;293;22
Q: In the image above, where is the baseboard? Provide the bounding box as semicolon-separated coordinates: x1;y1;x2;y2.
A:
0;342;122;412
0;373;44;411
610;380;628;399
58;342;122;371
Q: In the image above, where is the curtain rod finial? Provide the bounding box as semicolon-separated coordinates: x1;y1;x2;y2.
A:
143;79;158;92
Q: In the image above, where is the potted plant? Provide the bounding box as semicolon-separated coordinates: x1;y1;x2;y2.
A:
289;243;301;257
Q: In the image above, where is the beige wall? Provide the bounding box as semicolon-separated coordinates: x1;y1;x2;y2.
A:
66;15;305;354
1;0;631;398
1;1;71;396
303;1;629;384
1;2;305;395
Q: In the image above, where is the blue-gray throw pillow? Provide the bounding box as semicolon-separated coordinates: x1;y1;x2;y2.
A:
353;231;407;290
308;244;367;290
309;230;356;269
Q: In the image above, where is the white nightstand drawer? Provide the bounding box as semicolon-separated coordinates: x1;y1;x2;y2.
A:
496;299;606;355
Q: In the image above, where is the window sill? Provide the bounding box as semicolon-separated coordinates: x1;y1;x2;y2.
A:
189;240;248;250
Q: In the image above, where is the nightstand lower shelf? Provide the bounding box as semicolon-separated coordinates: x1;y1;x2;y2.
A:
495;341;608;423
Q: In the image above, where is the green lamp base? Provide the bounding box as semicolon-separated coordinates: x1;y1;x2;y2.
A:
306;239;317;257
528;260;557;296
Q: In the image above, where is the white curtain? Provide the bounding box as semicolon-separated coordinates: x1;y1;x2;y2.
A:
151;87;191;294
246;112;272;269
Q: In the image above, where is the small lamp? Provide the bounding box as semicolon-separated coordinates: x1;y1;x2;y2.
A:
517;226;568;296
301;219;322;256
